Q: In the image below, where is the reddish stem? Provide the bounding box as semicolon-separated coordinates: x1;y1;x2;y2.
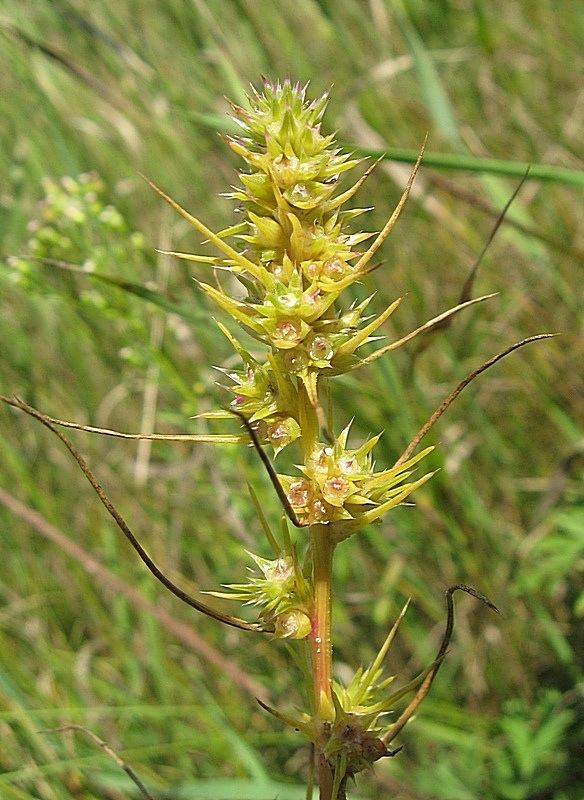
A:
309;525;336;799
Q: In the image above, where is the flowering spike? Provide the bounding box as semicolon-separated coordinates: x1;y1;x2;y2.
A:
136;79;516;794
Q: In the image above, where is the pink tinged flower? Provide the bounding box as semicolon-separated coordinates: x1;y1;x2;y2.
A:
259;555;294;583
303;287;321;306
310;498;332;522
323;257;344;279
338;455;358;475
288;479;311;509
287;183;309;204
273;609;312;640
322;475;353;507
307;334;334;365
266;417;301;454
269;317;309;349
279;348;309;374
305;261;322;279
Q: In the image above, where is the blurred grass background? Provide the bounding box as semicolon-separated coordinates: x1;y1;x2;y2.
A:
1;1;583;798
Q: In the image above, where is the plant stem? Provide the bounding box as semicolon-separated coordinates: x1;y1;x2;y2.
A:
309;524;336;799
310;525;334;712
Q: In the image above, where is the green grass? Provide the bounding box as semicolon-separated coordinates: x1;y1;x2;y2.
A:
1;1;583;798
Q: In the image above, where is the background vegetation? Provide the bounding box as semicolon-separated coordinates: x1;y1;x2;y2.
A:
1;1;582;798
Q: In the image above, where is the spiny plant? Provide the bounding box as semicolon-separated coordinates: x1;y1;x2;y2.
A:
2;79;551;800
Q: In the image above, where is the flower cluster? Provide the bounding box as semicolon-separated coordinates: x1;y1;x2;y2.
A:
210;549;312;639
278;421;433;538
148;79;439;795
13;172;146;279
160;79;433;546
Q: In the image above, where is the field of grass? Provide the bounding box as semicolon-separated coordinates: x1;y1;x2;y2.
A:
1;1;583;799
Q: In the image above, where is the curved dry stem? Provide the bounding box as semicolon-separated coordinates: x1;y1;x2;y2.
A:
0;485;270;700
230;408;306;529
361;293;497;365
458;168;531;307
353;138;426;274
0;398;243;443
382;584;498;746
396;334;556;467
2;396;267;634
40;725;155;800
